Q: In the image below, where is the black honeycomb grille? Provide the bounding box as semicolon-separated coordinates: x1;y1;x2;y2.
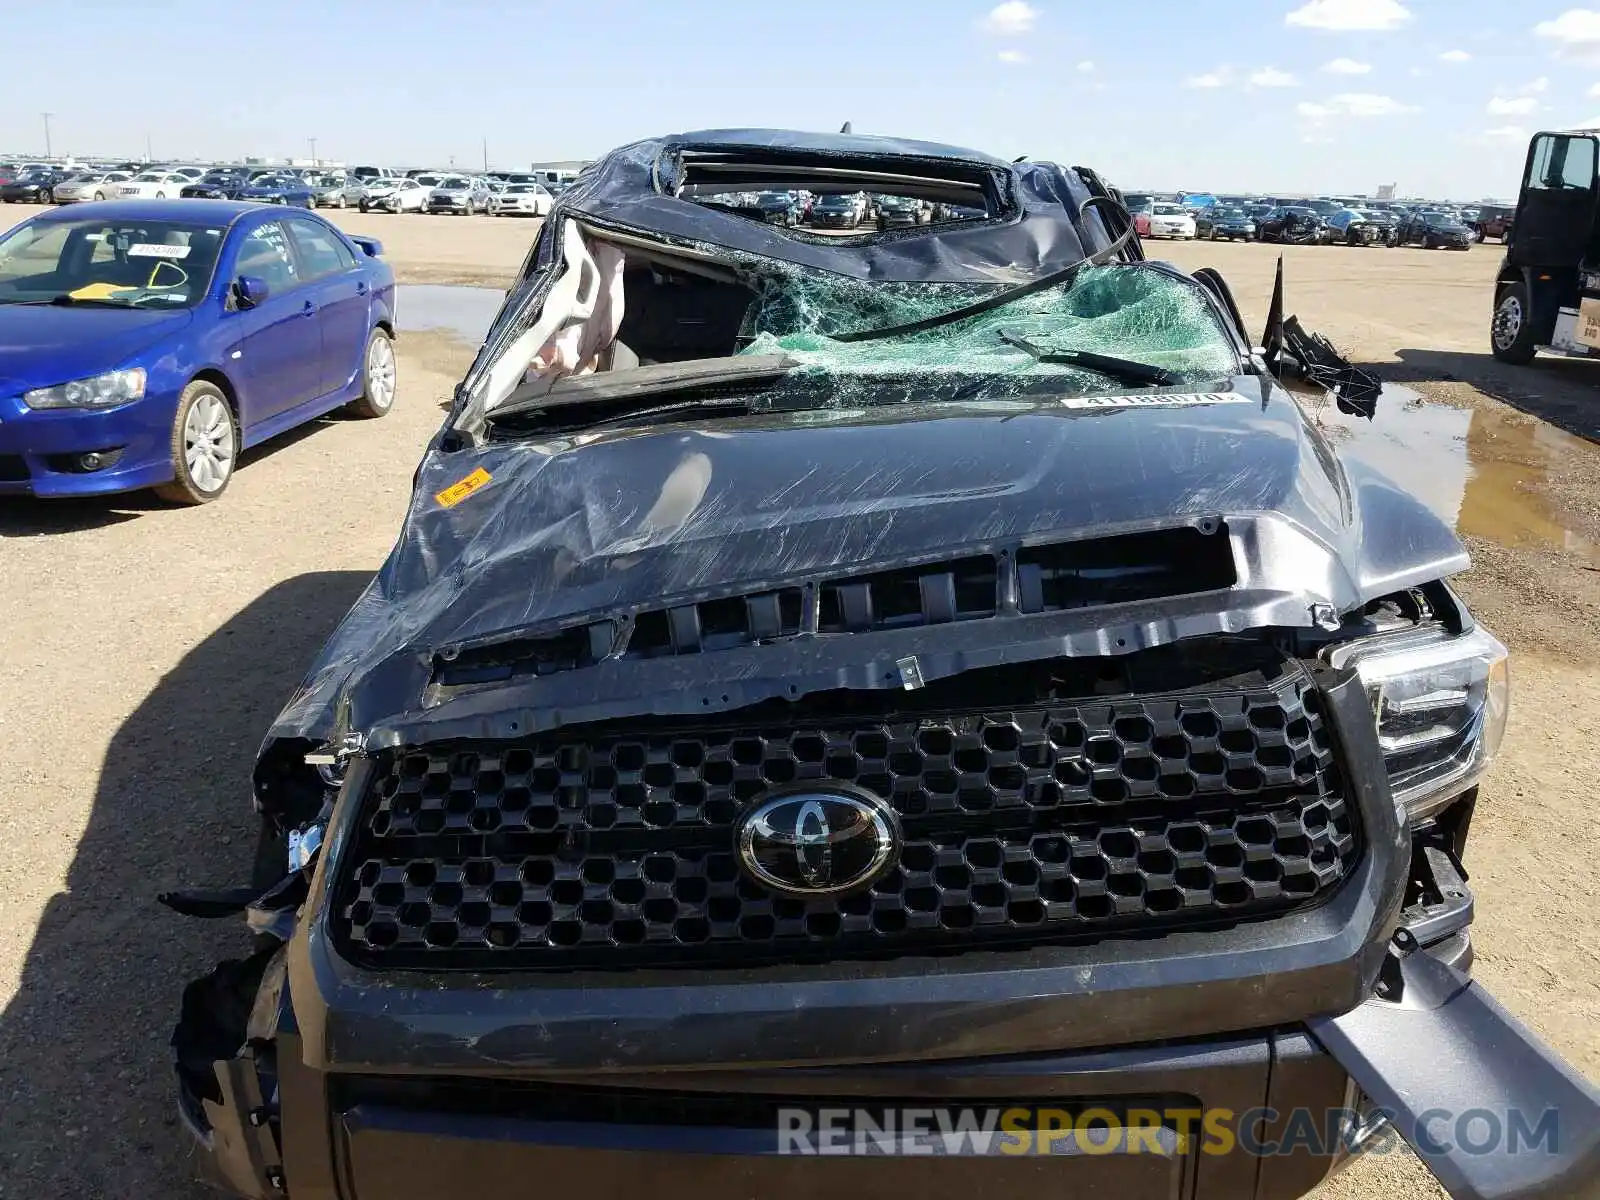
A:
331;669;1356;971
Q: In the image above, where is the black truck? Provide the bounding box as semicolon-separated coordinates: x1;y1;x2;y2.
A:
1492;128;1600;364
170;128;1600;1200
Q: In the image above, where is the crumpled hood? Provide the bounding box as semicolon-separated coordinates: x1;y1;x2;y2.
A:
264;376;1468;750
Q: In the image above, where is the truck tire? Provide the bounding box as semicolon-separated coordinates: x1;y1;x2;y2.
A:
1490;281;1538;365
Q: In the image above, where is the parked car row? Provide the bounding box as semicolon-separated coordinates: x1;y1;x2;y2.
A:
0;160;563;219
1118;188;1497;251
344;173;554;216
1117;188;1479;250
690;188;983;232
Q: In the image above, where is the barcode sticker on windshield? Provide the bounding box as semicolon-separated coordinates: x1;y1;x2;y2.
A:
1059;392;1253;410
127;243;190;259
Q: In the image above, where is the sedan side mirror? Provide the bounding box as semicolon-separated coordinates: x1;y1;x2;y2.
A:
233;275;269;309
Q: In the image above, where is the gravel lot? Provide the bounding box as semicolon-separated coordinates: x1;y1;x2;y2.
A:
0;204;1595;1199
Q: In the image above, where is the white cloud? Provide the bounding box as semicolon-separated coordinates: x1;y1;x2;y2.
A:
997;49;1027;63
1485;79;1550;115
1077;59;1096;72
1488;95;1540;114
1589;81;1600;95
1322;57;1372;73
1534;9;1600;61
1185;67;1233;88
981;1;1038;35
1439;49;1473;62
1298;92;1420;118
1482;125;1528;139
1250;66;1299;86
1302;133;1338;144
1286;0;1413;32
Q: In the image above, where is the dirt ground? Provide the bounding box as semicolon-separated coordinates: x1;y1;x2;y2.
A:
0;204;1596;1199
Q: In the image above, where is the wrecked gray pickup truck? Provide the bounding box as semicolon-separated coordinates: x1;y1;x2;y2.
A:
168;129;1600;1200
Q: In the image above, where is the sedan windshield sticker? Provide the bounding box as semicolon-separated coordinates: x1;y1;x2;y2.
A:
127;243;191;259
1060;392;1254;410
434;467;493;509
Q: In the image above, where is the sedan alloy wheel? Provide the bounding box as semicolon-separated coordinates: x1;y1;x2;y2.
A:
183;393;236;493
156;381;239;504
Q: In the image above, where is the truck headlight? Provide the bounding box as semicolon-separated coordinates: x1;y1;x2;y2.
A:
1324;625;1509;821
23;367;147;410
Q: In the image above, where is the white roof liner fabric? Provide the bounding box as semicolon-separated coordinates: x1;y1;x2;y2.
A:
482;221;626;411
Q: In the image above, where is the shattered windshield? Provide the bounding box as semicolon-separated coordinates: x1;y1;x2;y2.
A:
734;262;1239;400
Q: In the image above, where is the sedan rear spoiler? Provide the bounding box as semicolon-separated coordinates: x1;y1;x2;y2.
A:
1311;946;1600;1200
348;235;384;258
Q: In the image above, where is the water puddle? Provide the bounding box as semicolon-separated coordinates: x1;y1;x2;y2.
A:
396;284;507;344
1298;382;1598;561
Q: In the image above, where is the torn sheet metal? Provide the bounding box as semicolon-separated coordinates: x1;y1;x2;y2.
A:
546;129;1112;286
459;130;1130;416
259;371;1466;754
246;128;1466;758
1279;316;1383;419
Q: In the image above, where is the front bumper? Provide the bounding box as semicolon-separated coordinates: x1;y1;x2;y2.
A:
196;1021;1376;1200
171;677;1600;1200
179;880;1600;1200
0;393;178;496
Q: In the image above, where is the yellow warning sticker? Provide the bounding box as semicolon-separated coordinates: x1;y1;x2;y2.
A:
434;467;492;508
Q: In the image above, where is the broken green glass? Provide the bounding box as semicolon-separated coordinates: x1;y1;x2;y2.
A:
738;264;1239;395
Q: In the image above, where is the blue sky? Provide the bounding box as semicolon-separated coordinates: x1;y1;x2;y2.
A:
6;0;1600;198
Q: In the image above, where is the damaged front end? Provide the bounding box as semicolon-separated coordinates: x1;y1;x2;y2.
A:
169;128;1599;1200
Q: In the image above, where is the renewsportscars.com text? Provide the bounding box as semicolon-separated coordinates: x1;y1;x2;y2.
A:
775;1106;1563;1159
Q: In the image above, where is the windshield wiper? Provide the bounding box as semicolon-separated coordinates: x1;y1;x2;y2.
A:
489;354;797;421
30;294;137;309
996;329;1179;387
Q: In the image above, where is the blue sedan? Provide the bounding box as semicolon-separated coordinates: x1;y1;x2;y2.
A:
238;172;316;208
0;200;396;503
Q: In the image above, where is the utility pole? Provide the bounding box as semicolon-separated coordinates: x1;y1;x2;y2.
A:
482;137;488;173
308;137;318;165
41;112;54;159
145;133;153;161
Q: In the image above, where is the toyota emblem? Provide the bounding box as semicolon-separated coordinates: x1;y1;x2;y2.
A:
735;785;899;898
